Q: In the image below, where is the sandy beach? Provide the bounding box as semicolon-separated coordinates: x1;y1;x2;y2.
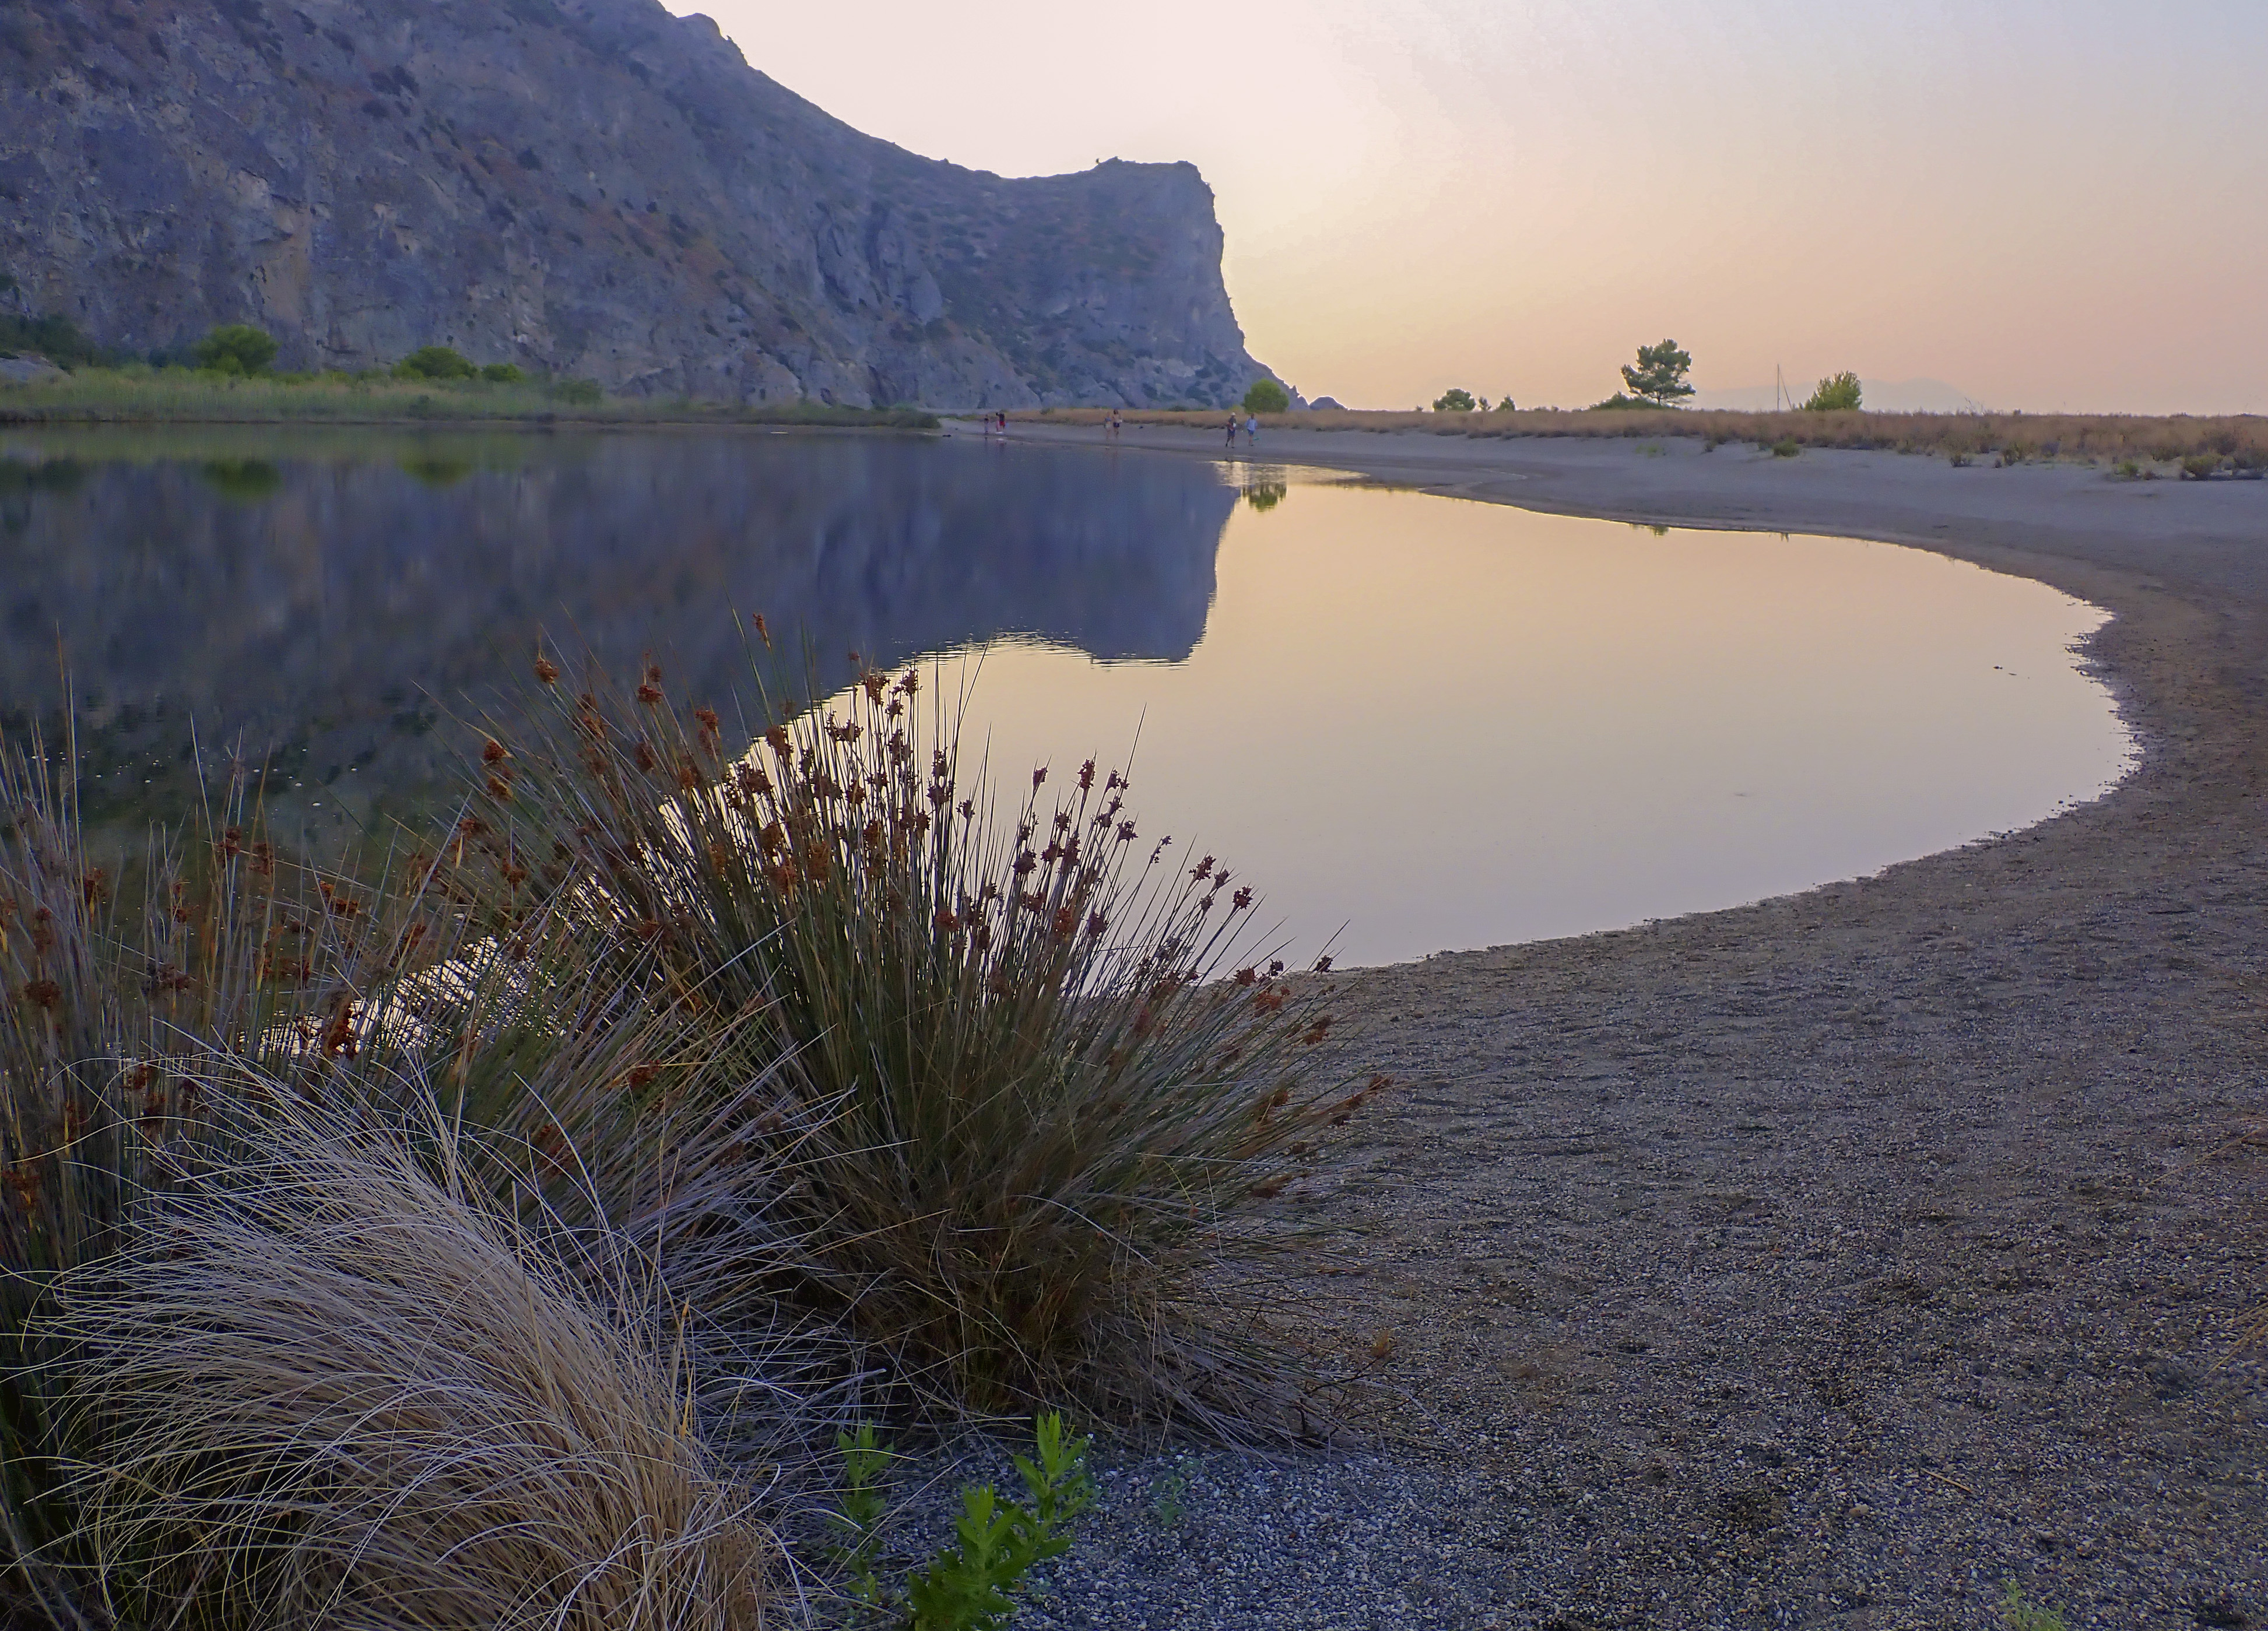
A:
985;422;2268;1627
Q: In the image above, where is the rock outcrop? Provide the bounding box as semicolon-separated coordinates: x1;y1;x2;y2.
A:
0;0;1284;406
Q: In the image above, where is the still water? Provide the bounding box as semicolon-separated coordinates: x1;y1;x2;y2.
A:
1;427;2132;966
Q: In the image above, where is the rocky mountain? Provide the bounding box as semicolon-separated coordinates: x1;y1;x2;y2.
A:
0;0;1284;407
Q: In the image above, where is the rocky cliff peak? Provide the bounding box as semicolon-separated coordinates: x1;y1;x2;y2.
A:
0;0;1284;407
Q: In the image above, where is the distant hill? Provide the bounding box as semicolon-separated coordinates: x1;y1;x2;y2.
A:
1688;378;1985;413
0;0;1283;407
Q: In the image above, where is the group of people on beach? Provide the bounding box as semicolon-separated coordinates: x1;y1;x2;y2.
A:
976;407;1259;445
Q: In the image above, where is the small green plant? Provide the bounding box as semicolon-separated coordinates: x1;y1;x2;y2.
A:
1431;387;1477;413
2111;458;2145;480
394;345;479;382
1800;370;1863;412
551;377;605;405
2181;452;2223;480
1770;437;1800;458
1240;379;1289;414
828;1414;1096;1630
1149;1460;1191;1527
905;1415;1095;1631
828;1424;895;1612
480;361;526;384
2000;1578;2069;1631
191;323;279;376
1949;449;1973;467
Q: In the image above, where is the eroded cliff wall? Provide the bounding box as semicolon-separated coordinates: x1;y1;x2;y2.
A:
0;0;1282;406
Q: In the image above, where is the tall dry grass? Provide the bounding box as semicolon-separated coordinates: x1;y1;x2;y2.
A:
454;648;1379;1432
1027;405;2268;467
0;729;826;1625
49;1079;792;1631
0;368;937;429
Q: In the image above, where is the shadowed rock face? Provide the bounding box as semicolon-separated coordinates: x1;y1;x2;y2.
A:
0;0;1282;407
0;430;1235;835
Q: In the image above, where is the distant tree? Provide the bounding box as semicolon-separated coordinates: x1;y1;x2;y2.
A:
1620;339;1694;407
1241;378;1290;414
192;324;279;376
1801;370;1863;412
1432;387;1477;413
480;362;526;384
394;345;479;382
1497;395;1516;412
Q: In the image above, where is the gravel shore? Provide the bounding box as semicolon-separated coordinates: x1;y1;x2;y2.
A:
956;428;2268;1628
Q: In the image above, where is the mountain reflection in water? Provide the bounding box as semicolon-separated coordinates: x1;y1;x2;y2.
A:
0;428;1234;844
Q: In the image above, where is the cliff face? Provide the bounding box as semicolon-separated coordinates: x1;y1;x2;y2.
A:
0;0;1282;407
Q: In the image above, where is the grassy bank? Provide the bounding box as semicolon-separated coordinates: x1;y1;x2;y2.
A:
1024;405;2268;473
0;367;938;429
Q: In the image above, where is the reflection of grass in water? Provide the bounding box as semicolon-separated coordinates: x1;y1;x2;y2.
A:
399;455;475;488
199;458;283;502
0;456;86;497
2;424;565;471
1242;481;1287;512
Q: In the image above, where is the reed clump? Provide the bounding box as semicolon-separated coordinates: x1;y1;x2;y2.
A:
0;632;1387;1625
456;648;1375;1430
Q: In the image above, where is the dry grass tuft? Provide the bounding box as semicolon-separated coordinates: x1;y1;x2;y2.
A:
51;1081;792;1631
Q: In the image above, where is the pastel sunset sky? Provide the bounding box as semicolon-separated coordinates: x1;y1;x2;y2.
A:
668;1;2267;414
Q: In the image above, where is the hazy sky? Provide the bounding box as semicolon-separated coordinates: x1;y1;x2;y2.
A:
666;1;2267;413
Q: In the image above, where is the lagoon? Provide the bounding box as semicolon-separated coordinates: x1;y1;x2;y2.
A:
0;427;2132;965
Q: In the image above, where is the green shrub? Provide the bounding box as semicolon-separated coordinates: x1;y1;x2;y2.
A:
1801;370;1862;412
0;311;106;370
550;377;605;405
481;361;526;384
1770;438;1800;458
394;345;479;382
191;323;279;377
1240;379;1289;414
2181;452;2223;480
1430;387;1477;413
459;651;1375;1428
828;1414;1096;1630
1588;392;1655;412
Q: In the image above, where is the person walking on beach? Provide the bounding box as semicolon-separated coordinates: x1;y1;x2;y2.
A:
1224;413;1238;448
1108;409;1122;440
1246;412;1259;445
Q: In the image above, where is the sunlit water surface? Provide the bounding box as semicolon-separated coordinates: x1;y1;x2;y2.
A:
1;429;2132;966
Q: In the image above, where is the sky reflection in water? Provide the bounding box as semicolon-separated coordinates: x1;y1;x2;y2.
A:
0;430;2131;966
